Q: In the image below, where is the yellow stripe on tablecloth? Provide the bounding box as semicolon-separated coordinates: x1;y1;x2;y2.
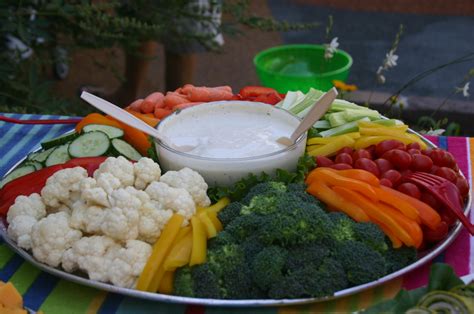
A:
86;291;108;314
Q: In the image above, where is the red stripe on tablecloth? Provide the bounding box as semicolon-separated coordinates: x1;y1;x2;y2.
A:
444;137;471;276
185;305;206;314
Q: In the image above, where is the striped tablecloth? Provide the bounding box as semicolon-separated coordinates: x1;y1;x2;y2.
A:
1;114;473;314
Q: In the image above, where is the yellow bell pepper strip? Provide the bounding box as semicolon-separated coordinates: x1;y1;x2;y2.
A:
207;211;223;232
323;168;380;186
307;135;356;157
206;197;231;214
136;214;184;291
163;231;193;271
377;221;402;249
376;202;423;248
359;125;408;135
175;226;192;242
306;167;378;202
307;132;360;145
190;216;207;266
332;186;415;247
148;264;166;293
358;121;408;130
198;211;217;238
306;181;370;222
354;136;414;150
373;187;420;222
157;271;175;294
405;133;428;149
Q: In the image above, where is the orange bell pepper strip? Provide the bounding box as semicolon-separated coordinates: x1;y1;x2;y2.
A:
377;222;402;249
376;202;423;248
157;271;175;294
373;187;420;222
126;110;160;127
117;121;151;156
332;186;415;247
379;185;441;231
322;168;380;186
306;181;370;222
136;214;184;292
306;167;378;202
75;113;122;132
189;216;207;266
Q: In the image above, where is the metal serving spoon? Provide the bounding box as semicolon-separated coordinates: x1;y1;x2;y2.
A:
277;87;338;146
80;92;195;152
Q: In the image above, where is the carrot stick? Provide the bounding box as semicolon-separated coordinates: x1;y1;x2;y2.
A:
379;185;442;231
128;99;144;112
306;181;370;222
332;186;415;247
154;108;172;119
173;102;203;110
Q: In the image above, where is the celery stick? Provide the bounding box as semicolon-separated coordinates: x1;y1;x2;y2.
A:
314;120;331;129
320;117;370;137
289;88;324;115
329;99;367;111
277;91;297;109
327;111;348;127
343;108;380;122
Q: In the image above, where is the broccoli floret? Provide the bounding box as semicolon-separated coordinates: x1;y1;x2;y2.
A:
383;244;417;273
241;235;265;262
286;241;331;273
335;241;387;286
269;258;348;298
251;246;287;291
241;194;279;215
217;202;243;226
353;222;388;254
173;266;194;297
226;214;264;242
207;230;236;250
173;265;221;298
329;212;356;242
287;182;325;205
241;181;287;205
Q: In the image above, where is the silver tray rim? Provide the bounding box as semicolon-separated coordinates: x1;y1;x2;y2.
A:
0;129;471;307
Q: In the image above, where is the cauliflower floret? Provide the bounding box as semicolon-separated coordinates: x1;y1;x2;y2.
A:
160;167;210;207
6;193;47;250
70;200;106;234
41;167;87;208
6;193;46;223
96;173;121;194
31;212;82;267
7;215;37;249
101;206;139;241
62;235;121;282
48;204;71;214
145;182;195;223
109;188;142;211
138;201;173;243
81;177;110;207
134;157;161;190
93;156;134;188
107;240;152;288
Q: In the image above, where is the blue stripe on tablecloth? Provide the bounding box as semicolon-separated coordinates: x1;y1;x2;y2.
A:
433;136;448;264
0;254;24;281
98;293;125;314
115;296;187;314
22;271;60;311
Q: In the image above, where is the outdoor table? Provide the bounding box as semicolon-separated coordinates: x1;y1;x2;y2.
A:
1;113;473;314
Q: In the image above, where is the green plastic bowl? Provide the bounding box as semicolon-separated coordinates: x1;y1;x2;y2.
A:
253;44;353;93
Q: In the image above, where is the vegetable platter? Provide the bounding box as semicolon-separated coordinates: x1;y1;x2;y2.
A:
0;85;472;308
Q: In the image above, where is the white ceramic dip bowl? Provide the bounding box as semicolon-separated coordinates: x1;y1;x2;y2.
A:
155;101;307;186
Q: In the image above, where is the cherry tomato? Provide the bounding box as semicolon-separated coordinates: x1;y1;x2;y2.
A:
407;148;422;155
335;153;353;165
433;167;457;183
421;192;440;210
381;169;402;186
455;176;469;197
439;208;457;227
379;178;393;188
397;182;421;199
407;142;421;150
411;154;433;172
338;147;354;155
354;158;380;177
365;145;376;158
352;149;372;161
374;158;393;174
329;163;353;170
315;156;334;167
430;165;440;174
423;221;448;243
429;149;456;168
375;140;405;157
382;149;412;170
421;148;432;156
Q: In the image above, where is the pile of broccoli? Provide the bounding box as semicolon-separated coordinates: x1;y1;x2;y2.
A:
174;182;417;299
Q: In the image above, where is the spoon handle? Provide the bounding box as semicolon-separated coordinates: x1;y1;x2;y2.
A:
290;87;338;142
80;92;162;140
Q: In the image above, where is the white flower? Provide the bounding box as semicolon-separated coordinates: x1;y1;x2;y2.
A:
423;129;445;136
324;37;339;59
384;50;398;68
456;82;470;98
376;67;386;84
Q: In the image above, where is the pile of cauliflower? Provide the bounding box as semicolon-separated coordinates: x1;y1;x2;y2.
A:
6;156;210;288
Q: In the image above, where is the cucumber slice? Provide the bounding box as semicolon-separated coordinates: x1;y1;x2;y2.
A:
0;165;36;188
83;124;124;139
111;138;142;161
68;131;110;158
27;147;55;163
45;143;71;166
23;161;43;170
41;132;78;149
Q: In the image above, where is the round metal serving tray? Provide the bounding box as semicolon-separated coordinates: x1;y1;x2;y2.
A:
0;130;471;307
